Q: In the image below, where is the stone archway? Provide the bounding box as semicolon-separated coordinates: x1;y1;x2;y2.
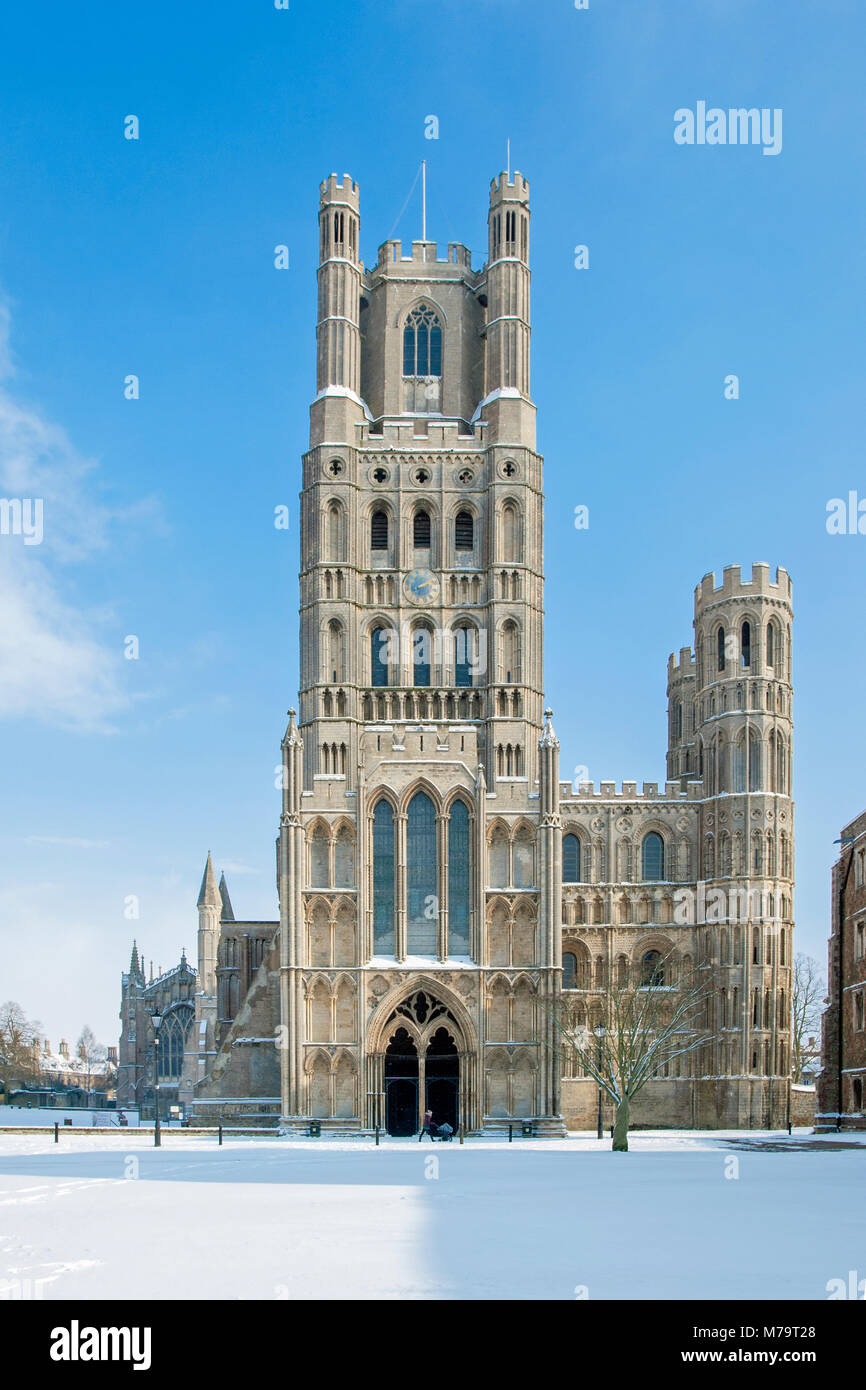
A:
366;981;478;1135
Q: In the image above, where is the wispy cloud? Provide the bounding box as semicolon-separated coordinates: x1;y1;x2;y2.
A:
0;299;150;731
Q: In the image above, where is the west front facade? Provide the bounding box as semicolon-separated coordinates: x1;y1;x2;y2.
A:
135;166;795;1134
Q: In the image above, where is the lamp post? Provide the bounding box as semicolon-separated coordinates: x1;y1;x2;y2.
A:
833;837;856;1132
594;1025;605;1140
150;1011;162;1148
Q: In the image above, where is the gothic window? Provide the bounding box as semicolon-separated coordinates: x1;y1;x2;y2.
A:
407;792;437;954
327;620;344;684
717;627;726;672
501;621;520;683
412;625;432;687
372;801;395;954
766;620;777;670
741;621;751;668
158;1006;193;1079
403;304;442;412
501;501;520;562
413;509;431;548
562;952;577;990
455;510;474;550
749;728;762;791
370;626;390;688
325;501;344;562
370;509;389;551
563;833;581;883
732;734;746;793
640;951;664;987
489;825;509;888
310;825;329;888
454;625;476;688
447;800;471;956
334;824;354;888
641;832;664;882
513;825;535;889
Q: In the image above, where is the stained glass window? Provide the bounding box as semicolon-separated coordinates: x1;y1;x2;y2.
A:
373;800;395;954
641;832;664;882
403;304;442;378
371;627;389;687
448;800;471;956
407;792;437;954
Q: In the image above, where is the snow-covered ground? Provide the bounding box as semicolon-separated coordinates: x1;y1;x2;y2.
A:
0;1130;863;1300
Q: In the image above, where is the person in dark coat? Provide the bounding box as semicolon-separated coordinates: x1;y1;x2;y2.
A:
419;1109;436;1141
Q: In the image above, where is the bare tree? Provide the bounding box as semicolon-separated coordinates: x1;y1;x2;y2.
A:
791;953;824;1084
553;951;717;1151
76;1025;106;1096
0;1001;42;1105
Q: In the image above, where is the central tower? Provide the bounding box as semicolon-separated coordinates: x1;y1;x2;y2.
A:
277;169;564;1134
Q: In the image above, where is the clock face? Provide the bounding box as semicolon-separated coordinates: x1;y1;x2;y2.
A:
403;567;440;605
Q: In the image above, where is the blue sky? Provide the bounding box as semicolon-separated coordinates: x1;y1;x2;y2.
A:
0;0;863;1045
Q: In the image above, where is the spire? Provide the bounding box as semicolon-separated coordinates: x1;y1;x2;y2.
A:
540;708;559;748
129;940;141;978
197;852;221;908
218;872;235;922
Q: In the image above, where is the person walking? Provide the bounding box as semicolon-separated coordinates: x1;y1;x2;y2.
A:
419;1108;436;1141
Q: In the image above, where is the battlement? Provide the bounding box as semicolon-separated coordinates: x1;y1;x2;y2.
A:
667;646;696;678
559;780;704;803
695;563;792;612
489;171;530;203
375;239;475;272
320;172;360;208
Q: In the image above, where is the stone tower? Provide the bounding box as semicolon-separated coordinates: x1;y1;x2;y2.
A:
274;167;563;1134
688;564;794;1124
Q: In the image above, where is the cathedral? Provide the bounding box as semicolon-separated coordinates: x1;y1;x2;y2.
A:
124;166;796;1133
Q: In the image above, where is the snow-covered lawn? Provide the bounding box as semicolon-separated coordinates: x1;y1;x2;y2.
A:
0;1131;862;1300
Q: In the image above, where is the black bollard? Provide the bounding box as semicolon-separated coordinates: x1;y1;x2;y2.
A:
54;1122;59;1144
218;1123;223;1147
375;1124;379;1147
508;1123;513;1143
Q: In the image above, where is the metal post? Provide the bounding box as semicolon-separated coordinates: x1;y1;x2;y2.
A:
54;1122;59;1144
218;1123;223;1147
153;1035;161;1148
375;1125;379;1147
508;1123;513;1143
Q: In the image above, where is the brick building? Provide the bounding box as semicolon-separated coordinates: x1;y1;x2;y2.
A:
817;810;866;1130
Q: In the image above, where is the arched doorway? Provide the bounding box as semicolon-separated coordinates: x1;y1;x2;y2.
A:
373;988;475;1135
384;1027;418;1137
425;1026;458;1130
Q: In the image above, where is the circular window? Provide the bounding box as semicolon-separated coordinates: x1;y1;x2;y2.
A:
327;458;345;478
499;459;518;480
413;467;431;485
457;468;474;486
370;466;389;485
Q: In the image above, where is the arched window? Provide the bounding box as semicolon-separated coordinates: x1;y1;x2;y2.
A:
447;800;471;957
407;792;437;954
310;825;329;888
741;621;751;668
412;625;432;687
640;951;664;987
489;825;509;888
563;834;581;883
501;502;520;562
732;734;746;793
513;825;535;888
372;801;395;954
717;627;726;672
327;620;344;684
158;1006;193;1079
325;501;344;562
562;952;577;990
641;832;664;882
748;727;762;791
501;620;520;683
334;825;354;888
370;510;389;551
403;304;442;378
766;621;777;670
413;509;431;548
455;510;474;550
454;625;476;688
370;626;390;687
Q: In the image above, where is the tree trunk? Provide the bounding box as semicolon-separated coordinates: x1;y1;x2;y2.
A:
613;1095;629;1151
